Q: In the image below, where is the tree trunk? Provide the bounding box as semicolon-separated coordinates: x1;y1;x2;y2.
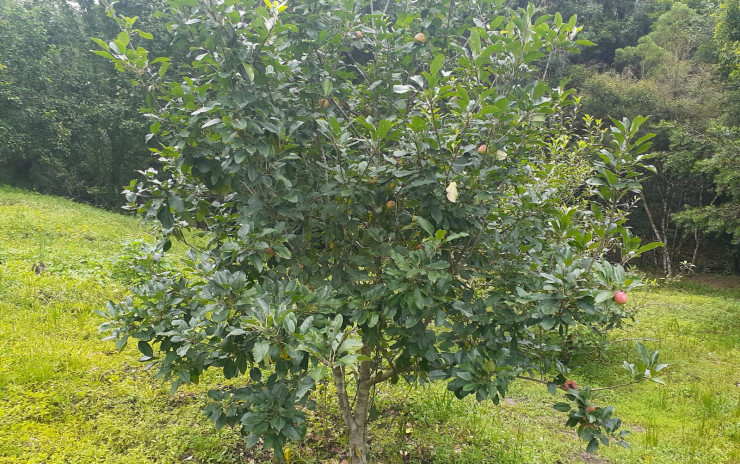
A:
331;341;393;464
348;423;368;464
332;365;370;464
640;190;672;275
690;229;700;269
332;363;370;464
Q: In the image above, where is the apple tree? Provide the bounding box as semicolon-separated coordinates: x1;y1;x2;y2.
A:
95;0;659;461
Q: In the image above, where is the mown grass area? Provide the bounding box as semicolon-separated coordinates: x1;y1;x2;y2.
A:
1;186;738;464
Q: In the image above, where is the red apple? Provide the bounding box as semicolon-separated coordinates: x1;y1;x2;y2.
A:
355;30;363;39
563;379;578;391
414;32;426;43
586;406;596;413
477;144;487;155
613;291;628;305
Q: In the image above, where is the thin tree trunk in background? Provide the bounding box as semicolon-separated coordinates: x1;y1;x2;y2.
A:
691;228;700;269
640;190;671;275
690;187;703;268
660;193;673;276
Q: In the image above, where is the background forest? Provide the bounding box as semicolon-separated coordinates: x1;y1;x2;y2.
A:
1;0;739;274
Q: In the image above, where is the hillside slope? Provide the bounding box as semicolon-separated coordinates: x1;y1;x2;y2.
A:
0;187;245;463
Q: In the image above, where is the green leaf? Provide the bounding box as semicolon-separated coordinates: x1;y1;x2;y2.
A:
393;85;413;94
308;366;329;382
430;53;444;77
338;338;363;353
245;434;260;448
223;359;237;379
253;341;270;363
169;195;185;212
116;31;130;49
541;317;558;330
586;438;599;453
636;342;651;366
92;50;115;60
553;402;571;412
417;217;435;236
114;335;129;351
595;291;614;304
137;340;153;357
242;63;255;82
616;440;631;450
636;242;664;254
89;37;110;50
157;206;174;229
322;79;333;97
446;232;469;242
202;118;222;129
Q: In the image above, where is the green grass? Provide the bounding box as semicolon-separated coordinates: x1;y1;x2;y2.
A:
1;185;738;463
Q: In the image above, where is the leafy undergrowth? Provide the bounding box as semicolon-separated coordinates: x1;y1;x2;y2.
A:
1;186;738;464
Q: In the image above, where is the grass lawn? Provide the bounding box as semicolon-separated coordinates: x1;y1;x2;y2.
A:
1;186;738;463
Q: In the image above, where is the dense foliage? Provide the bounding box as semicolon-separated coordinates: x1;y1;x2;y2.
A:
575;0;740;273
93;0;663;462
0;0;165;206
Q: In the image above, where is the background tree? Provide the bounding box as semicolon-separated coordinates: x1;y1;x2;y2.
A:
96;1;661;463
576;1;737;274
0;0;167;206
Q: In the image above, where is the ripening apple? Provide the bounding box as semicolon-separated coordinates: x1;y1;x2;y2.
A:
586;406;596;413
613;291;628;305
414;32;426;43
318;98;330;108
386;200;396;210
355;30;363;39
477;144;487;155
563;379;578;391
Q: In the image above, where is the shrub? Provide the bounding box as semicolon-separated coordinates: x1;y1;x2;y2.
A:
95;1;658;461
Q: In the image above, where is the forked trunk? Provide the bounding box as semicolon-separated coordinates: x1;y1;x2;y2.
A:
332;339;382;464
332;365;371;464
